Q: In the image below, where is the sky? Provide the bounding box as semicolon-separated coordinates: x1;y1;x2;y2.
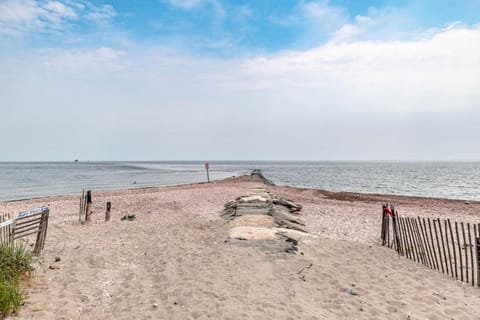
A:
1;0;479;161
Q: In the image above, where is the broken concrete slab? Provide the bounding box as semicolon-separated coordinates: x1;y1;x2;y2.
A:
235;207;273;216
228;215;275;228
223;184;308;254
229;226;278;241
238;195;270;203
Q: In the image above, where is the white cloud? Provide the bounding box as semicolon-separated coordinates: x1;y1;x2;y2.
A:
166;0;226;20
1;25;480;160
83;3;115;22
0;0;116;36
166;0;203;9
43;1;77;19
331;6;417;43
269;0;347;32
41;47;126;74
241;26;480;112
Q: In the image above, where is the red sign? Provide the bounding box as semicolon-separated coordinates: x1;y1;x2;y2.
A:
204;162;209;170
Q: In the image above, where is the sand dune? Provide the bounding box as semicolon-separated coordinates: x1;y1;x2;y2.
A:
2;176;479;319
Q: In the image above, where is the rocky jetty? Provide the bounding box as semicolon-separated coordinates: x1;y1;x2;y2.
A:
223;180;315;253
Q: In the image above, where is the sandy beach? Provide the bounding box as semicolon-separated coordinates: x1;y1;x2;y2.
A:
2;175;480;319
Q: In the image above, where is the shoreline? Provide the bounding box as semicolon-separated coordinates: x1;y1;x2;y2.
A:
1;174;479;205
2;175;479;246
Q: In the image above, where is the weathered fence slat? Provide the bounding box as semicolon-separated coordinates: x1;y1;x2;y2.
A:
448;219;458;279
1;207;49;255
414;218;428;266
461;222;469;283
411;218;425;265
421;218;435;270
433;219;445;274
386;212;390;248
381;206;387;246
14;217;43;230
468;223;474;286
438;218;449;275
396;216;405;256
475;224;479;286
455;222;463;282
428;218;439;271
445;220;454;278
0;213;14;244
392;209;401;254
406;218;417;262
476;236;480;287
399;218;410;259
404;217;413;260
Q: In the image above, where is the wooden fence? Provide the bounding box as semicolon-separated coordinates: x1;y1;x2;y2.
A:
381;204;480;287
0;206;50;254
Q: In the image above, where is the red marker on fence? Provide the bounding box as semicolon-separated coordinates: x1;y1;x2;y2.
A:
205;162;210;183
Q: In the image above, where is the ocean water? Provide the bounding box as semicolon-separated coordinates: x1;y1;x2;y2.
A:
0;161;479;202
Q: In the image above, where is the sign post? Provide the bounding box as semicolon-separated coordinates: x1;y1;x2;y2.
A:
205;162;210;183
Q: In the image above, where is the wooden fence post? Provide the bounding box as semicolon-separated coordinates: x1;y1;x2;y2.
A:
391;208;400;254
205;162;210;183
105;202;111;222
381;205;387;246
79;190;85;222
33;209;49;255
42;209;49;250
85;190;93;222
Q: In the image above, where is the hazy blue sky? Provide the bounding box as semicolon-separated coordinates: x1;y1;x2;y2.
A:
1;0;479;161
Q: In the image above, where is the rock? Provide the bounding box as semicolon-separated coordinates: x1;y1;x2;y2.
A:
54;256;61;262
121;214;136;221
152;303;158;308
272;199;302;213
235;207;272;216
49;264;60;270
271;207;305;225
274;228;317;242
341;287;359;296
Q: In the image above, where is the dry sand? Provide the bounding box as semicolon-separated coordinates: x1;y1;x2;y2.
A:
2;176;480;319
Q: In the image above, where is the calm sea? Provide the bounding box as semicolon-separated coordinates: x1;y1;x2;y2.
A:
0;161;479;202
